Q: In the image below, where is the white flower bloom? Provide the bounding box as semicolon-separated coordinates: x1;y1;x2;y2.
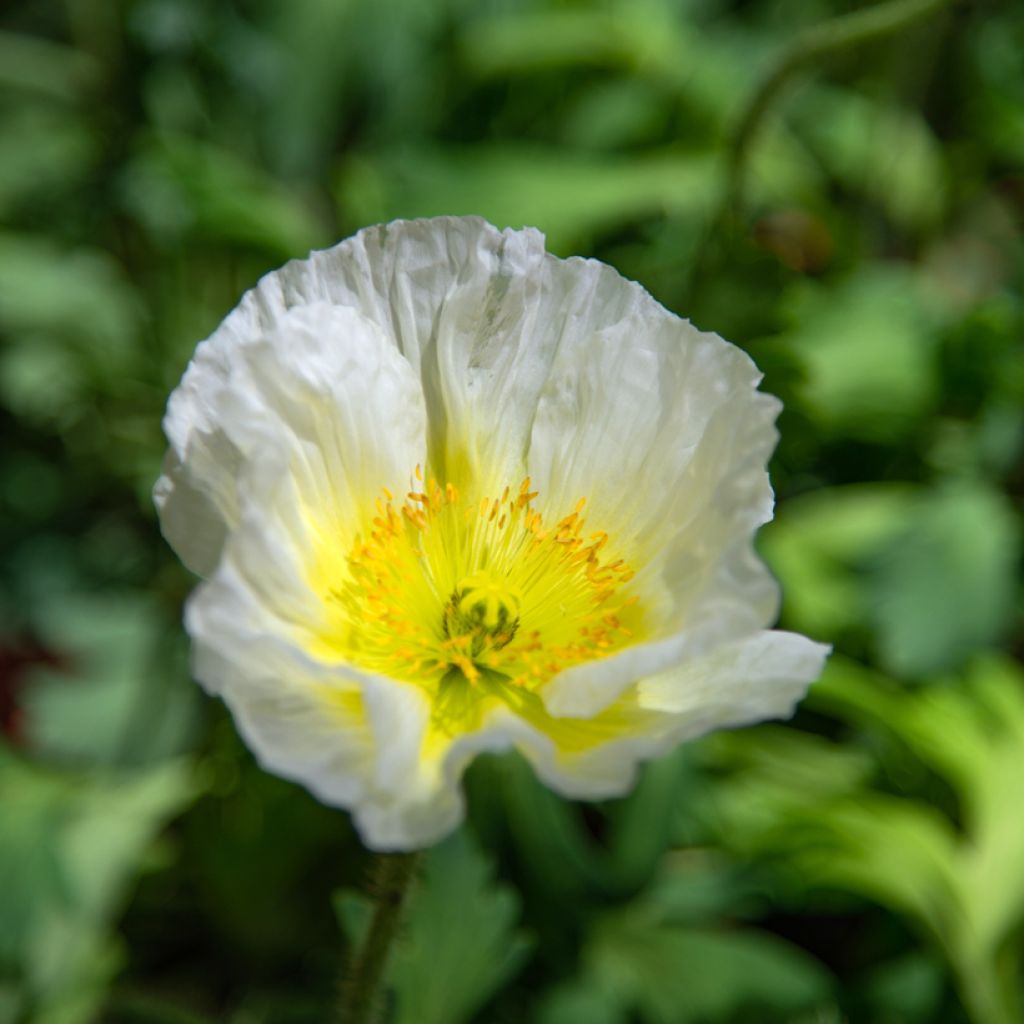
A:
155;217;829;851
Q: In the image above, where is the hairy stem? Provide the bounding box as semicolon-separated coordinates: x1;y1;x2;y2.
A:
339;852;421;1024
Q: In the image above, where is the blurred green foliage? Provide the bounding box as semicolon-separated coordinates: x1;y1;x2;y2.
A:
1;0;1022;1022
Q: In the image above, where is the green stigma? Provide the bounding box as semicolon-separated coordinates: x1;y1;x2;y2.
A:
444;572;521;656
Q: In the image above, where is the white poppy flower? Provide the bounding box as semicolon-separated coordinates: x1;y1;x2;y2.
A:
155;217;829;851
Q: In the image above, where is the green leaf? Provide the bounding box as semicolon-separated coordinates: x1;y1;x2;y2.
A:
0;985;23;1024
258;0;359;177
562;80;675;151
784;656;1024;1020
475;753;617;903
868;483;1019;676
861;953;946;1024
390;830;531;1024
816;656;1024;960
794;85;948;231
332;890;373;949
636;850;764;929
23;592;198;768
336;145;718;254
966;14;1024;165
587;914;831;1023
0;108;98;217
0;31;101;101
777;268;940;441
0;235;138;354
602;749;691;895
0;749;198;1020
711;723;876;795
787;793;961;940
0;234;141;422
760;483;917;637
121;133;323;256
537;981;629;1024
459;8;687;79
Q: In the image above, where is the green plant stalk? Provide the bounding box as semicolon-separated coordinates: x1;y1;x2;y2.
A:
339;852;422;1024
724;0;959;212
952;946;1022;1024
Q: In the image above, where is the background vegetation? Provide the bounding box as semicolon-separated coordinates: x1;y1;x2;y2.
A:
1;0;1022;1021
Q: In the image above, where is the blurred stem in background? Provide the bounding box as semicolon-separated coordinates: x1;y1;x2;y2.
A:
724;0;961;214
688;0;958;307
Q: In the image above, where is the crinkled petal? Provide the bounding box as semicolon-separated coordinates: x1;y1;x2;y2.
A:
191;218;560;493
636;630;831;728
157;301;425;575
521;264;784;716
349;629;828;849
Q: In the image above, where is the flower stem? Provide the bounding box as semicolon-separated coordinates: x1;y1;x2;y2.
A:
724;0;959;213
684;0;958;304
339;851;421;1024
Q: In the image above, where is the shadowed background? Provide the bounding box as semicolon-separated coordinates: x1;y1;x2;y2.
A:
1;0;1022;1022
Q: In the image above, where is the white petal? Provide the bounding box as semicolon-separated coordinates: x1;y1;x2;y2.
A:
179;218;706;494
187;551;449;849
154;446;236;578
208;218;558;489
157;300;426;576
347;630;827;849
517;631;829;802
353;714;513;850
636;630;831;730
499;253;781;607
187;567;377;807
525;285;784;716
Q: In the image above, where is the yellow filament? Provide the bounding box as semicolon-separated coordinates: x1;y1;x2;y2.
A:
313;473;643;696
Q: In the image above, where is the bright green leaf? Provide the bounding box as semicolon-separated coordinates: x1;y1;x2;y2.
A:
458;8;685;79
23;592;198;768
122;133;323;256
760;483;917;637
868;483;1019;676
337;146;718;254
795;85;948;230
0;749;198;1019
778;268;940;441
391;829;531;1024
588;914;831;1023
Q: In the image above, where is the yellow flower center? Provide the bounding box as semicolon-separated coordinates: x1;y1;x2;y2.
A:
314;469;643;694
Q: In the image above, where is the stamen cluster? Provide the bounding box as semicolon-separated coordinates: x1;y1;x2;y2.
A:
327;469;640;691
